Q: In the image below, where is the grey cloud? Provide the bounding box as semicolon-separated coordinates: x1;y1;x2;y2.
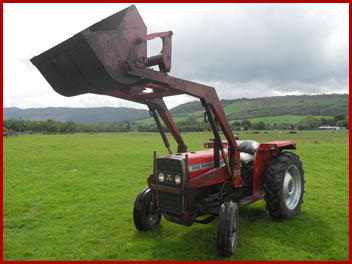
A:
4;4;348;109
145;4;348;97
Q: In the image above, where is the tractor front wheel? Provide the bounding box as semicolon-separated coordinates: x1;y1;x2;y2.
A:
133;188;161;231
217;201;239;257
264;151;305;220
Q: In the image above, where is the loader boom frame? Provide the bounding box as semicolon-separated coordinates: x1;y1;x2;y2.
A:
102;31;242;185
106;63;242;185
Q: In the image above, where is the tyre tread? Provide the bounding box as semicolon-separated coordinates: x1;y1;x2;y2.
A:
264;151;305;220
133;188;161;231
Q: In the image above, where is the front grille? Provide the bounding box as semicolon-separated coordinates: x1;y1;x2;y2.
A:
158;191;183;215
157;158;183;173
156;157;184;188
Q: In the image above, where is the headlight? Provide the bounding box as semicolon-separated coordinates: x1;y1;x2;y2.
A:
158;172;165;182
175;175;182;184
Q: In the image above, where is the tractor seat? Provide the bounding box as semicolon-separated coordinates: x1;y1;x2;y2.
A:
236;140;259;154
236;140;259;164
240;152;254;164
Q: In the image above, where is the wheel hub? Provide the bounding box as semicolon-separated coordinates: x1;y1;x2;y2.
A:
146;201;159;225
287;178;294;194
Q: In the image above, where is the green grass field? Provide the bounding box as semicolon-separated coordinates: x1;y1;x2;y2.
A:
232;115;332;125
3;130;349;261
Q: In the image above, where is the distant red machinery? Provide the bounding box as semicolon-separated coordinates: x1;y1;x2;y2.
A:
31;5;305;257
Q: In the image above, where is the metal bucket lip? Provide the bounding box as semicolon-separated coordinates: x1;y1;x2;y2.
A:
30;33;84;66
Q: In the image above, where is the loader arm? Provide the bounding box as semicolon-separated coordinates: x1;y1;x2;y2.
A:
30;5;241;185
123;66;239;179
104;65;240;183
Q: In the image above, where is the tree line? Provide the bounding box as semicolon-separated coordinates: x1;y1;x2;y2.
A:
3;114;348;134
231;114;348;131
3;119;132;133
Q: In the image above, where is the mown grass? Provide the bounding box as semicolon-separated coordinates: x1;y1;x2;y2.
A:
3;130;349;261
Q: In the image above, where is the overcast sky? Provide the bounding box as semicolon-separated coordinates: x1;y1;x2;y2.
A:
3;3;349;110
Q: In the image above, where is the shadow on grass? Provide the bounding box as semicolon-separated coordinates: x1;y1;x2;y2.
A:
131;205;331;261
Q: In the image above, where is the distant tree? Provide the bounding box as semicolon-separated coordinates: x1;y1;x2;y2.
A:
97;121;107;132
79;123;96;132
23;120;34;131
118;120;130;132
109;121;119;132
333;114;346;124
46;119;59;132
319;117;328;126
4;119;19;131
297;115;320;130
62;120;77;132
137;123;159;132
252;121;267;130
336;120;348;128
231;121;241;130
241;119;251;129
176;116;208;132
36;121;47;132
327;118;335;126
277;122;290;130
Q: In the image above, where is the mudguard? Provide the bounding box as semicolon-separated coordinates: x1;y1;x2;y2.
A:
252;141;296;202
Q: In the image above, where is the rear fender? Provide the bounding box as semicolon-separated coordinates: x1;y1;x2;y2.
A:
252;141;296;202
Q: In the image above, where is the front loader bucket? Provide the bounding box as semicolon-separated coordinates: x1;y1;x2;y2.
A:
30;5;146;97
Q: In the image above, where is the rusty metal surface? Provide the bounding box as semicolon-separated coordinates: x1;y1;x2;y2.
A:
148;183;184;194
31;5;146;97
150;109;172;154
252;141;297;202
188;166;228;188
148;98;187;153
144;31;172;72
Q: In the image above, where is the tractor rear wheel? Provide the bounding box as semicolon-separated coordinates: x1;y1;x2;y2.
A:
133;188;161;231
264;151;305;220
217;201;239;257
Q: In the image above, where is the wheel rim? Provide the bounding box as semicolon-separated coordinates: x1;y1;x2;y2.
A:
283;165;302;210
146;200;159;225
230;214;238;250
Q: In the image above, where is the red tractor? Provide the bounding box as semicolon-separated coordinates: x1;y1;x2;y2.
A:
31;5;305;257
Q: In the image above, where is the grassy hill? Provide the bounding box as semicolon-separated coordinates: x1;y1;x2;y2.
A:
4;94;348;126
3;107;149;124
138;94;348;125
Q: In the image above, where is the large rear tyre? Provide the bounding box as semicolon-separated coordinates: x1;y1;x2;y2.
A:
264;151;305;220
133;188;161;231
217;201;239;257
